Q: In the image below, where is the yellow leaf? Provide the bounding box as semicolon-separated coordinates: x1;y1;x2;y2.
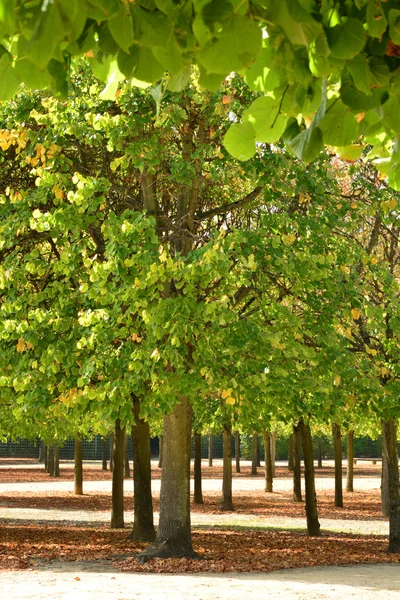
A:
388;198;397;210
370;257;378;265
351;308;360;320
334;375;341;386
225;396;236;405
221;388;232;399
365;345;377;356
16;338;25;352
131;333;142;343
247;253;257;270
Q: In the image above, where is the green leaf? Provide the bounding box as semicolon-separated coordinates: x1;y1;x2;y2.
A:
319;99;358;146
382;95;400;134
346;54;371;95
389;9;400;44
197;65;225;91
244;44;283;92
242;96;287;144
287;125;323;163
152;36;184;75
25;5;64;69
131;5;173;48
309;33;332;77
367;0;388;39
167;67;191;92
340;74;383;112
132;47;165;83
99;67;124;100
0;0;15;34
334;144;363;162
198;15;262;75
271;0;322;46
108;5;135;53
388;161;400;190
0;54;21;100
223;121;256;161
368;57;390;88
327;19;366;60
14;58;51;89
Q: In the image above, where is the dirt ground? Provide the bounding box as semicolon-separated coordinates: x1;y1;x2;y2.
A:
0;459;399;598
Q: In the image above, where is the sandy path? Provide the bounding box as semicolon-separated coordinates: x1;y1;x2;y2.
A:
0;562;399;599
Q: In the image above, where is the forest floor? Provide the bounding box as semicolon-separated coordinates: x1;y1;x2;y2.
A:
0;458;399;599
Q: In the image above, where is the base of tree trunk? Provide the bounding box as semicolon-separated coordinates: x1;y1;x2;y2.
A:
138;539;199;563
128;526;156;543
220;500;234;511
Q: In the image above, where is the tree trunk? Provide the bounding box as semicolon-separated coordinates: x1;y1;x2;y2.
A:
158;435;163;468
43;444;48;471
235;431;241;473
288;434;294;472
381;422;390;518
317;437;323;468
139;396;196;560
332;423;343;507
74;438;83;495
299;419;320;536
263;429;273;493
382;419;400;553
208;434;213;467
193;432;203;504
271;431;277;477
293;423;302;502
124;435;131;479
109;432;115;472
38;440;45;463
54;447;60;477
111;419;125;529
47;445;54;476
129;396;156;542
220;424;234;510
102;437;107;470
346;430;354;493
251;432;258;475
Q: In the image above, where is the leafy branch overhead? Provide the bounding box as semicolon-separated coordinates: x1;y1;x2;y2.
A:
2;1;400;186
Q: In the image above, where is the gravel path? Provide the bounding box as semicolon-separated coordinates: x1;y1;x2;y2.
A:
1;562;399;599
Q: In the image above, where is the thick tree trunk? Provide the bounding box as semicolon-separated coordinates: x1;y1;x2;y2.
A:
111;419;125;529
381;422;390;518
263;429;273;493
382;419;400;553
293;423;302;502
208;434;213;467
193;432;203;504
38;440;45;463
124;436;131;479
220;424;234;510
54;447;60;477
158;435;163;468
139;396;196;560
299;419;320;536
129;397;155;542
251;432;258;475
109;432;115;472
47;445;54;475
235;431;241;473
332;423;343;507
288;434;294;471
271;431;277;477
346;430;354;493
317;437;323;468
102;437;107;470
74;438;83;495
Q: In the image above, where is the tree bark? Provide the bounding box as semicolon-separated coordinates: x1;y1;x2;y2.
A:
38;440;45;463
381;422;390;518
271;431;277;477
193;432;203;504
288;434;294;472
111;419;125;529
332;423;343;507
382;419;400;553
346;430;354;493
109;432;115;472
251;432;258;475
102;437;107;470
220;424;234;510
158;435;163;468
124;435;131;479
139;396;197;560
129;396;156;542
293;423;302;502
299;419;320;536
47;445;54;476
263;429;273;493
235;431;241;473
317;437;323;468
74;438;83;495
54;446;60;477
43;444;48;471
208;434;213;467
